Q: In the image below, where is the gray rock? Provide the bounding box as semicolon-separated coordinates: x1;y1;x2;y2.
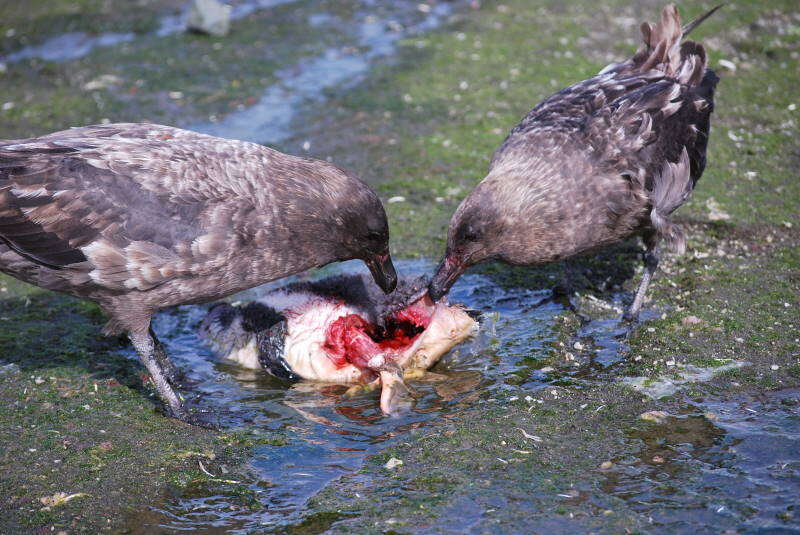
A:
187;0;232;37
572;293;622;320
0;362;20;375
83;74;123;91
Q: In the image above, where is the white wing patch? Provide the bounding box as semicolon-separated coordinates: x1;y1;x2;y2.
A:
223;337;261;369
255;291;364;383
82;239;183;290
280;299;363;383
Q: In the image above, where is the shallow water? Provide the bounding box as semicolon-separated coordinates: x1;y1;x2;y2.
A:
194;0;455;144
125;257;800;534
1;0;299;63
126;259;637;533
14;1;795;531
601;390;800;534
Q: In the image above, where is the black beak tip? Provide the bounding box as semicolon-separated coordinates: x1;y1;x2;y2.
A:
428;281;444;302
367;254;397;294
429;254;464;302
383;271;398;294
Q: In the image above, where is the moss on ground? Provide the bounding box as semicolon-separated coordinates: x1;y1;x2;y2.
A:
308;386;656;534
0;0;798;532
0;0;184;55
272;0;799;530
0;0;363;139
284;0;799;256
0;280;253;533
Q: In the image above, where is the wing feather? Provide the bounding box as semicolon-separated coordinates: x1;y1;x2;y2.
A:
0;123;270;291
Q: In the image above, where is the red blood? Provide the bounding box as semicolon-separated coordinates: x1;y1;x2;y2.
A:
323;298;434;370
323;314;383;369
392;297;433;327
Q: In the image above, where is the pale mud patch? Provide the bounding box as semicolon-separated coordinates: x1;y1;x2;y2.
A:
622;360;750;399
600;389;800;533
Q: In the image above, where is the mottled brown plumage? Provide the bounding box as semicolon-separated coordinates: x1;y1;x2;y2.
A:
0;123;397;422
430;4;720;321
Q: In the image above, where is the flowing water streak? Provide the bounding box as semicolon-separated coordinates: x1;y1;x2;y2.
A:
1;0;299;64
113;254;800;533
193;1;454;144
127;258;634;532
597;390;800;533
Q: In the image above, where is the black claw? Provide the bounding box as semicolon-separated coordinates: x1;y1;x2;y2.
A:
464;308;483;321
551;283;571;298
168;373;199;390
164;405;220;430
186;414;222;430
622;311;639;324
163;400;189;419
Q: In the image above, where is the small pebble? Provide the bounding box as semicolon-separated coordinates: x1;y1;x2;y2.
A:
384;457;403;470
770;364;780;371
639;410;667;424
682;316;702;326
599;461;614;470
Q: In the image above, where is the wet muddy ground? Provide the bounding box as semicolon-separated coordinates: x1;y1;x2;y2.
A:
125;258;626;531
1;0;798;533
118;260;799;534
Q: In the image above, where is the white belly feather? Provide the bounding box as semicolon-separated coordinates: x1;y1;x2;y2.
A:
257;290;362;383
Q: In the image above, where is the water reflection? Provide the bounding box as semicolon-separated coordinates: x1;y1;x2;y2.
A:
129;253;800;535
601;390;800;534
130;259;583;532
194;0;456;144
1;0;299;63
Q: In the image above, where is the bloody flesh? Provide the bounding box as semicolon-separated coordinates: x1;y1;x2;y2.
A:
323;298;433;370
